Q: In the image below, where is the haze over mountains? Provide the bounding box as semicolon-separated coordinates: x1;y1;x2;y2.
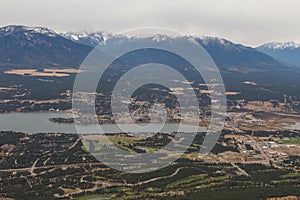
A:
0;25;299;74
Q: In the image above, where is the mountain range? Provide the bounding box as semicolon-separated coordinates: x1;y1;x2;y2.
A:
0;25;292;71
257;42;300;67
1;25;300;102
62;31;300;70
0;25;299;74
62;31;285;72
0;25;92;69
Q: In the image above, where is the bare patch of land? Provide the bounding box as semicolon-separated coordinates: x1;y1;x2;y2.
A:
4;68;81;77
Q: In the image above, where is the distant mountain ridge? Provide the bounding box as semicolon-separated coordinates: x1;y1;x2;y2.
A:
0;25;292;73
258;41;300;50
61;31;109;47
0;25;92;69
195;37;282;71
0;25;57;37
60;31;284;72
1;25;299;103
257;41;300;67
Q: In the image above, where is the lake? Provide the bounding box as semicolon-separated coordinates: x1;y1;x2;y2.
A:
0;112;203;134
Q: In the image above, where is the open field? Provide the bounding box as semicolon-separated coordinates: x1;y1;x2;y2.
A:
4;68;80;77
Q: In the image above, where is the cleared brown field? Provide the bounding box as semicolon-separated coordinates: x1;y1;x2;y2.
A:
4;68;80;77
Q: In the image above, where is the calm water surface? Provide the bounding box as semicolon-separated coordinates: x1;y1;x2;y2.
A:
0;112;202;134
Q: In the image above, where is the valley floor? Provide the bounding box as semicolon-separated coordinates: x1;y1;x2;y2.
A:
0;131;299;200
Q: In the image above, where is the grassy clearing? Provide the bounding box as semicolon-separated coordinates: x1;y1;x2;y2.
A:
281;137;300;144
280;173;300;179
75;194;112;200
166;174;228;189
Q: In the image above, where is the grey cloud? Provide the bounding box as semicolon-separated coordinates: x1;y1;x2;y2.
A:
1;0;300;46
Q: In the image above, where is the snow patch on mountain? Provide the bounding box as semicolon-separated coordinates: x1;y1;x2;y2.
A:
60;31;112;46
151;34;172;42
198;36;229;46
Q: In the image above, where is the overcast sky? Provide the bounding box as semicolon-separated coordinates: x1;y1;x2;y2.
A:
1;0;300;46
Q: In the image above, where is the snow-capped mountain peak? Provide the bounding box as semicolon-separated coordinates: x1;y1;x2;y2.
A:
0;25;57;37
151;34;171;42
257;41;300;67
60;31;112;46
260;41;300;50
197;36;229;46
